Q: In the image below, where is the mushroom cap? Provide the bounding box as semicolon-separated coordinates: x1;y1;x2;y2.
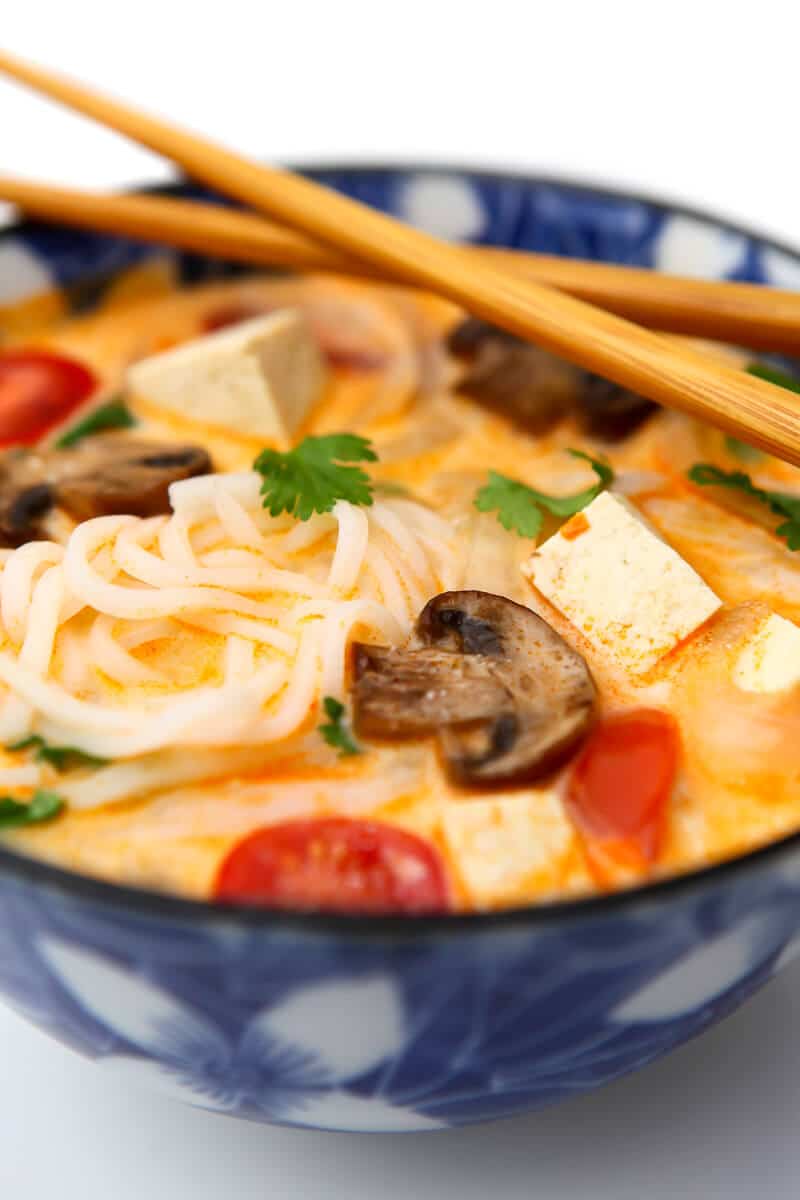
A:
353;590;597;786
352;643;508;738
53;436;211;521
0;449;55;545
447;317;657;442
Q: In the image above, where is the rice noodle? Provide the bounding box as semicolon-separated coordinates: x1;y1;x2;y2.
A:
0;472;456;808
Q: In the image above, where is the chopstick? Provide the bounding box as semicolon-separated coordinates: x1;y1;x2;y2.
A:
4;176;800;356
2;51;800;466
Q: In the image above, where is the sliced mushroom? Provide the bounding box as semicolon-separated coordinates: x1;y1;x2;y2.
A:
578;375;658;442
0;435;212;541
446;318;581;434
353;590;596;785
52;436;212;521
0;449;55;546
352;643;509;738
447;317;657;441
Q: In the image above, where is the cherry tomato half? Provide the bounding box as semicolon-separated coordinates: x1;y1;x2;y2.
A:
214;817;450;913
0;349;97;446
566;710;680;882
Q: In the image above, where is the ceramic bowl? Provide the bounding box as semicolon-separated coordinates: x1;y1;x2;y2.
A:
2;166;800;1133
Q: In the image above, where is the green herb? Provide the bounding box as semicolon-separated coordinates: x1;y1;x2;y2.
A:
8;734;107;772
746;362;800;395
55;398;136;449
725;435;763;463
688;463;800;550
254;434;378;521
0;790;64;830
318;696;361;757
474;449;614;539
373;480;413;498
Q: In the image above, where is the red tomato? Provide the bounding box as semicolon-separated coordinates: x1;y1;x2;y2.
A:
214;817;450;913
0;349;97;446
566;710;679;883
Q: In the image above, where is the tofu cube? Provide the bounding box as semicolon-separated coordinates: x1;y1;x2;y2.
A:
524;491;721;675
127;309;326;444
441;790;584;908
733;612;800;694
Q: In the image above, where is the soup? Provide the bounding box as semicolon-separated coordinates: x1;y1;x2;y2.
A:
0;266;798;913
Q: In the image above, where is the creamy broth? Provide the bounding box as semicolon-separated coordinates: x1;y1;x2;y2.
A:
0;268;799;912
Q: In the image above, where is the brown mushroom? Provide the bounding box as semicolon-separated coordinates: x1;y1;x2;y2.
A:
352;643;509;737
446;318;581;434
52;436;212;522
446;317;657;441
0;435;213;544
0;449;55;546
353;590;596;786
578;375;658;442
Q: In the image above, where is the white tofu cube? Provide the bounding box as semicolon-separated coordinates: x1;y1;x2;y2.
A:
441;790;583;908
127;309;326;444
733;612;800;694
523;491;721;675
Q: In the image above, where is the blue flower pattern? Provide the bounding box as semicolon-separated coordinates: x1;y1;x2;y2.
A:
1;168;800;1131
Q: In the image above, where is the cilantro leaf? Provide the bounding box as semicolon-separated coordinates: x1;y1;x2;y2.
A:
688;463;800;551
747;362;800;395
318;696;361;757
55;398;136;448
0;790;64;830
724;364;800;463
725;435;763;463
8;734;107;771
474;449;613;539
254;434;378;521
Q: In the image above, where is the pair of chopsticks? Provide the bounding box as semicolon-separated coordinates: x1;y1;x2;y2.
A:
6;176;800;357
2;50;800;466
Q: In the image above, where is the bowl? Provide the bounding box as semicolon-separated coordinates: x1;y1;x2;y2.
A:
2;165;800;1133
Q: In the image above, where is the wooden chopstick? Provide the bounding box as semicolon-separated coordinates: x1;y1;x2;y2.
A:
4;176;800;356
2;52;800;466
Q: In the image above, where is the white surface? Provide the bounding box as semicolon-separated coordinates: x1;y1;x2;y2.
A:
3;0;800;1194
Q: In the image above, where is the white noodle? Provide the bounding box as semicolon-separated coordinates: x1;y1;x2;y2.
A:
328;501;369;593
89;614;166;685
0;765;42;788
0;471;454;808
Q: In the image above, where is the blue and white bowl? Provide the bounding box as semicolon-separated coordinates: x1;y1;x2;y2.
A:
2;165;800;1133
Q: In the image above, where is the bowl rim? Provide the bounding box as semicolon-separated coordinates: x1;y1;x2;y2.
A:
1;159;799;937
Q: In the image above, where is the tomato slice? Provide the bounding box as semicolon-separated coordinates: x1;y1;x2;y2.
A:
566;710;679;884
214;817;450;913
0;350;98;446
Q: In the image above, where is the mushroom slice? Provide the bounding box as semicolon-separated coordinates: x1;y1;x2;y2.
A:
53;436;212;521
447;317;657;442
352;643;509;738
353;590;596;786
0;449;55;546
446;318;581;434
578;375;658;442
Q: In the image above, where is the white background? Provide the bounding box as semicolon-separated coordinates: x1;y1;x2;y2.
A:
2;2;800;1196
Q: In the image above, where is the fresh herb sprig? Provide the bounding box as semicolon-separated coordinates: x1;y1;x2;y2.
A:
474;449;613;539
55;397;136;449
8;734;107;772
0;790;64;830
746;362;800;395
688;463;800;550
723;362;800;463
254;434;377;521
318;697;361;757
725;435;763;463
